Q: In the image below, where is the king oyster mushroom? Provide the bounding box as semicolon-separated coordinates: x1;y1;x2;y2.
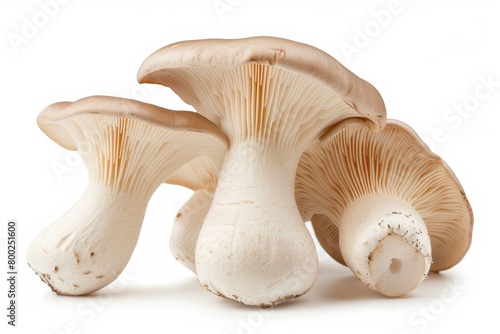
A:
138;36;386;306
295;119;473;296
28;95;227;295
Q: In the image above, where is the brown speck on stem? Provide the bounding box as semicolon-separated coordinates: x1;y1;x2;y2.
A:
259;294;301;308
37;272;61;294
54;266;59;273
83;271;92;275
38;274;47;284
215;290;228;299
73;251;81;264
90;252;95;257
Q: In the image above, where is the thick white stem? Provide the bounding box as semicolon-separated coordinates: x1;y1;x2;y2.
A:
339;194;432;296
27;182;148;295
170;189;214;273
195;142;318;307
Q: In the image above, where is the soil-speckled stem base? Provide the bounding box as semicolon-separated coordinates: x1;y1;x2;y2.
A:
339;194;432;296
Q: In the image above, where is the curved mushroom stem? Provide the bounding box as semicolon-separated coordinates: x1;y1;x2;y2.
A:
27;182;148;295
195;142;318;307
170;189;214;273
339;194;432;296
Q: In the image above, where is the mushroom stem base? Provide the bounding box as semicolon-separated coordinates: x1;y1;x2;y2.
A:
369;234;427;297
339;194;432;296
27;183;148;295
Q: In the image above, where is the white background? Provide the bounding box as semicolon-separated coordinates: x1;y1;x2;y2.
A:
1;0;499;333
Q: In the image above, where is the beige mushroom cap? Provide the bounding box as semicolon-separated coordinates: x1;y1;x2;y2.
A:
137;36;386;135
296;120;473;272
39;95;227;193
165;155;222;192
38;95;228;151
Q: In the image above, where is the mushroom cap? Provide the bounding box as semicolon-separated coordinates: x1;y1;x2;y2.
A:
296;119;473;271
38;95;228;195
137;36;386;135
38;95;229;197
37;95;228;151
165;154;222;191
